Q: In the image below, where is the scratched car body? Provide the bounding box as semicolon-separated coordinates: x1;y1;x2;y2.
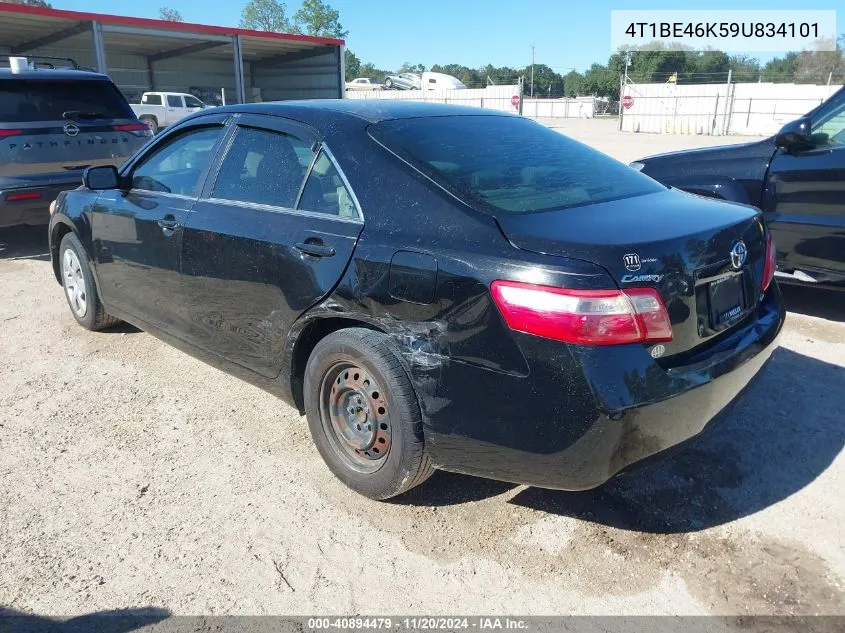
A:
49;101;785;500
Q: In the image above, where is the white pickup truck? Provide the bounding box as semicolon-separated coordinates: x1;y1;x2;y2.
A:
130;92;208;134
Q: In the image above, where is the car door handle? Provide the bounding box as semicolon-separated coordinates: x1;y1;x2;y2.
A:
294;241;335;258
158;216;180;231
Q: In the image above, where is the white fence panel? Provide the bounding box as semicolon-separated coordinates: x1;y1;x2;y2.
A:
345;85;521;114
521;97;595;118
346;86;598;119
729;83;841;135
621;81;842;136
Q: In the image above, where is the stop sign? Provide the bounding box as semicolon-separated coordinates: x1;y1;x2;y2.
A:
622;95;634;109
511;94;520;107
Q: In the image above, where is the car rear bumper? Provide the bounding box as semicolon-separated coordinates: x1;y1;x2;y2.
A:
419;285;785;490
0;181;78;228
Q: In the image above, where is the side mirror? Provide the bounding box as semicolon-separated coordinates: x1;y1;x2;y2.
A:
83;165;120;190
775;117;813;152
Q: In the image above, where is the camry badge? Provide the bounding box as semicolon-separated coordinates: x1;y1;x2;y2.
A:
63;122;80;137
730;241;748;270
623;253;641;271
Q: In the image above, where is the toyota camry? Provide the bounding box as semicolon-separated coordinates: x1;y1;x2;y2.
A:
48;101;784;500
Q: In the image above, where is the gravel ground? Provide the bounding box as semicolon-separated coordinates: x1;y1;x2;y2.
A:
1;121;843;618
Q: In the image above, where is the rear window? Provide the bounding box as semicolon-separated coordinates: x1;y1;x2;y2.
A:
369;115;664;214
0;79;135;122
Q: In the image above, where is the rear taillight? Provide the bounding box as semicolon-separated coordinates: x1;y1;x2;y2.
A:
112;123;149;132
490;280;673;346
0;129;23;138
6;192;41;202
761;233;776;292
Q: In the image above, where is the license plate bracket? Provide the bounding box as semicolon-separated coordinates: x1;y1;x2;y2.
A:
708;273;747;329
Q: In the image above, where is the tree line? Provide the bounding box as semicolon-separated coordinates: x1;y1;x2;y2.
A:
348;40;845;98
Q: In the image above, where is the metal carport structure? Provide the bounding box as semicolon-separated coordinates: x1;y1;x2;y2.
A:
0;2;345;105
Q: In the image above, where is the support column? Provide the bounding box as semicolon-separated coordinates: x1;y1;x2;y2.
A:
338;44;346;99
232;35;246;104
146;57;156;91
91;21;108;74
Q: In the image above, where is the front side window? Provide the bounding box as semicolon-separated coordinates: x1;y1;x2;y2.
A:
811;91;845;147
297;150;358;218
212;126;313;208
131;126;222;195
167;95;183;108
370;115;664;214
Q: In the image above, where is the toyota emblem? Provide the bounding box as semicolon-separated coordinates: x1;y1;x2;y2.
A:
63;122;80;137
730;241;748;269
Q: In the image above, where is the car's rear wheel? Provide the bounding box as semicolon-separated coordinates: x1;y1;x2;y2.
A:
304;328;434;500
140;115;158;134
385;78;393;88
59;233;120;331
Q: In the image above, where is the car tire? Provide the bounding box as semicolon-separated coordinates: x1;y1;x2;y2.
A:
140;116;158;134
59;233;120;331
304;327;434;500
385;78;393;88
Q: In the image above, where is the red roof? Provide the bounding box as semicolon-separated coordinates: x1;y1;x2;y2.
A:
0;1;344;46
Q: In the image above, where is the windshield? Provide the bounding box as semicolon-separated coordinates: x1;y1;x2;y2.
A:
0;79;135;122
370;115;664;214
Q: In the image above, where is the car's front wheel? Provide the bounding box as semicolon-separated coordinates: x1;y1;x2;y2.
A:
304;328;434;500
59;233;120;331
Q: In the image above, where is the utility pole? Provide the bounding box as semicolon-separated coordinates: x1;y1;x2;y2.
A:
623;50;630;87
530;44;535;98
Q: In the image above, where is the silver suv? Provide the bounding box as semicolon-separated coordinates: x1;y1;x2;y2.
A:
1;56;151;228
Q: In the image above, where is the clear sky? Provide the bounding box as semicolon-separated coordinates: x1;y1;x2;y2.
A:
53;0;841;72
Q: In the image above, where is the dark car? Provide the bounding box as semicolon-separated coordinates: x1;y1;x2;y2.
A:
48;101;784;500
633;86;845;289
1;57;151;229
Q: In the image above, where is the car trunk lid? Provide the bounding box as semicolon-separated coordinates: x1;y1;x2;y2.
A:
495;189;768;359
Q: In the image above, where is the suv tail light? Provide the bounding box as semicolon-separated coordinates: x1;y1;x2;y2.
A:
761;234;776;292
490;280;673;346
6;191;41;202
112;123;149;132
0;129;23;138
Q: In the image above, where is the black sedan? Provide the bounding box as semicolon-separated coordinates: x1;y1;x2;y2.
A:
48;101;784;500
633;86;845;290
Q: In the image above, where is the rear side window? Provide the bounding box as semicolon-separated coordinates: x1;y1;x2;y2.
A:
298;150;358;218
167;95;183;107
0;79;135;122
142;94;162;106
213;126;313;208
370;115;664;214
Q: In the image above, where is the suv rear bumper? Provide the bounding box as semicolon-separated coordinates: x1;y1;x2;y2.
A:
0;181;78;228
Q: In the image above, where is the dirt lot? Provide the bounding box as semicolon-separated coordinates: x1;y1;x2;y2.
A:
1;121;843;618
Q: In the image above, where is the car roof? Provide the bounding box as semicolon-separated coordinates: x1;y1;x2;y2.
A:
210;99;515;125
0;68;112;81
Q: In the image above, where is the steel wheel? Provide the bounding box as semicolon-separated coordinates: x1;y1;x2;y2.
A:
319;361;392;474
62;248;87;318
